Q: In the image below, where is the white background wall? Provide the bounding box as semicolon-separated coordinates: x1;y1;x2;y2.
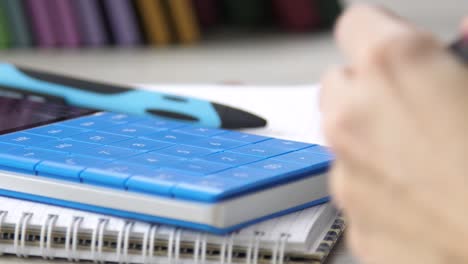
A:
345;0;468;39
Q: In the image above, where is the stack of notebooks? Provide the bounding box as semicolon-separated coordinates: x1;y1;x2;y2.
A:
0;84;345;264
0;0;342;49
0;197;343;263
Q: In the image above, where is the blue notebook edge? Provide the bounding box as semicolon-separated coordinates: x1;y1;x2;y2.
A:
0;188;330;234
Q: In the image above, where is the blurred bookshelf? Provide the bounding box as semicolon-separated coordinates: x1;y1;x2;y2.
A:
0;0;342;49
0;0;343;84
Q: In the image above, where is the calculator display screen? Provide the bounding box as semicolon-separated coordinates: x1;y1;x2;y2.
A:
0;96;95;135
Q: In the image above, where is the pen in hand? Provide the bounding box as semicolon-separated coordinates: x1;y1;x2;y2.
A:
450;35;468;63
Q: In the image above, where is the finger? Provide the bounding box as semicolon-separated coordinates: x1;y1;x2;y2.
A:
319;65;353;115
460;16;468;35
334;5;421;64
348;225;445;264
320;65;385;162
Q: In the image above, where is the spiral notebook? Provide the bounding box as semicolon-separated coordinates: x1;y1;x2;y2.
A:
0;196;342;264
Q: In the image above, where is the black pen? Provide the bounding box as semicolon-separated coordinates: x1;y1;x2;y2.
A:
0;63;267;129
450;34;468;63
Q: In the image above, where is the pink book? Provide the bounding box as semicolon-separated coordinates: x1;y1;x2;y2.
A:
273;0;321;32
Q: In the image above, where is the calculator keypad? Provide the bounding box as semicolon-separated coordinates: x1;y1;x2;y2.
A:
0;112;331;202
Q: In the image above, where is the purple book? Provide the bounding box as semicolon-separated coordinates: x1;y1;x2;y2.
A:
48;0;80;47
24;0;56;47
72;0;108;47
101;0;142;46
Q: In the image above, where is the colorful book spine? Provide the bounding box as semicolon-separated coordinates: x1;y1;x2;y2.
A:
72;0;108;47
2;0;31;48
101;0;142;46
135;0;172;46
24;0;55;48
273;0;321;32
166;0;201;44
0;0;11;48
49;0;80;47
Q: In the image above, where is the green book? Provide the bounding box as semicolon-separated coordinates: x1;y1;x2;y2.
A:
222;0;271;28
0;1;10;49
315;0;342;28
2;0;32;47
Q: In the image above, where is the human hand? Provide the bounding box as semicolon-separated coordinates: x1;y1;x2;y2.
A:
321;5;468;264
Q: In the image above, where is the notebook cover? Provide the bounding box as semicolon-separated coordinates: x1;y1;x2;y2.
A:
134;0;171;46
0;1;10;49
71;0;108;47
2;0;32;48
24;0;55;48
101;0;142;46
272;0;321;32
166;0;201;44
192;0;219;29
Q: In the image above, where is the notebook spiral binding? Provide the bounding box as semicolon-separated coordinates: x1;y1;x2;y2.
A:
0;210;344;264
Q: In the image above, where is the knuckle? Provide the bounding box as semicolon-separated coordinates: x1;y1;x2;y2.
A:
364;30;440;69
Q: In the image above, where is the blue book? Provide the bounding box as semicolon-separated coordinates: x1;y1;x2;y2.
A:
72;0;109;46
101;0;142;46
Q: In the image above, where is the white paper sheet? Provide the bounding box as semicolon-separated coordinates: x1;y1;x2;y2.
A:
137;84;325;145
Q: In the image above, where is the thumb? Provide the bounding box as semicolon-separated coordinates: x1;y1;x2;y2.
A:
461;17;468;36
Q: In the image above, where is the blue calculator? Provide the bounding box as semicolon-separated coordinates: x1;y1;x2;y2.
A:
0;96;331;234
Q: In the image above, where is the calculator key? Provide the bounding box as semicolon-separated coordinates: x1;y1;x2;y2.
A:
70;131;131;144
109;138;173;152
188;138;246;151
203;152;262;166
172;176;245;201
126;169;197;196
273;149;333;165
173;126;225;137
0;142;21;151
253;139;314;151
246;160;323;179
134;119;186;131
0;148;62;172
169;159;232;175
60;115;127;129
143;131;202;144
77;146;141;160
124;152;183;167
101;124;160;137
214;131;270;143
0;132;55;146
36;156;106;181
25;125;89;139
91;112;143;124
229;144;288;158
299;145;334;158
156;145;215;159
37;139;99;153
212;167;275;183
81;162;157;187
